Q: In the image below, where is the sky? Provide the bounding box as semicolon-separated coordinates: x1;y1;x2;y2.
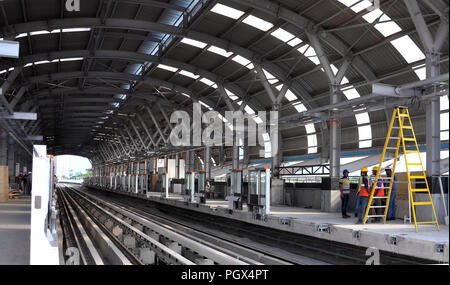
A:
55;155;92;178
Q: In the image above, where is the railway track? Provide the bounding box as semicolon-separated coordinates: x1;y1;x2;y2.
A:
57;184;296;265
80;184;438;265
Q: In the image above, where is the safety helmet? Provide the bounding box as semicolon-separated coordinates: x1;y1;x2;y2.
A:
361;167;368;172
343;169;349;174
373;166;379;172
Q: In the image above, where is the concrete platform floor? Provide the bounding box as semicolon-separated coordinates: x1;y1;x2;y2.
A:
0;196;31;265
144;192;449;262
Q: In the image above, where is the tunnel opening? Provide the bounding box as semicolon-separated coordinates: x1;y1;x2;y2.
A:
54;155;92;184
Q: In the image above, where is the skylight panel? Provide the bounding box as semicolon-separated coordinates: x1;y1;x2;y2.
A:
244;105;256;115
275;85;296;101
217;113;227;123
210;3;245;20
343;88;360;100
358;125;372;141
362;9;403;37
264;141;272;158
263;69;279;84
200;101;213;111
181;38;207;49
305;124;316;134
363;9;402;37
293;102;307;113
287;37;303;47
60;57;84;62
200;78;218;88
285;90;297;102
207;46;233;57
359;140;372;148
225;89;239;101
362;8;383;22
232;55;254;69
179;70;200;79
337;0;373;13
61;28;91;33
34;60;50;65
298;45;320;65
414;66;426;80
30;30;50;36
391;36;426;63
157;64;178;73
242;15;274;32
271;28;303;47
441;112;449;131
253;116;264;124
355;113;370;125
15;33;27;39
307;135;318;147
308;146;318;154
441;96;449;111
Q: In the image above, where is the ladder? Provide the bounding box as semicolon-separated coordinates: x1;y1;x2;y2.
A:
362;107;440;232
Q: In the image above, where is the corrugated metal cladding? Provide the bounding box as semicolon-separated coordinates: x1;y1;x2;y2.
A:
0;0;447;160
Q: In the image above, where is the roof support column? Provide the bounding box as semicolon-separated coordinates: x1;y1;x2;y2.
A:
404;0;448;177
187;151;195;172
0;131;7;165
175;153;180;179
271;103;282;177
308;31;351;212
308;31;350;185
329;84;342;182
204;146;211;181
254;68;288;178
425;51;441;177
8;136;15;183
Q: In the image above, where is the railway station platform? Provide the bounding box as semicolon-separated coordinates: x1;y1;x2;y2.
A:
137;192;449;263
0;196;31;265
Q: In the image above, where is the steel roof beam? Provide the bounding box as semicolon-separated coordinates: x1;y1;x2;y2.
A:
422;0;449;23
228;0;377;82
3;49;257;110
0;67;22;114
0;18;317;108
17;71;219;112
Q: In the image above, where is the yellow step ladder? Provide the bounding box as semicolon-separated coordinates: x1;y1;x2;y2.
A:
362;107;440;232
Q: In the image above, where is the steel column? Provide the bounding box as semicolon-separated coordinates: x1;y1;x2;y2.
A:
205;146;211;180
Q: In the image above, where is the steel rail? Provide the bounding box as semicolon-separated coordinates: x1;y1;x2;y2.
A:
65;185;250;265
62;185;196;265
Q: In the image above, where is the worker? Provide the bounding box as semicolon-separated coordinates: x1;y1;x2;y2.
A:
205;180;211;198
339;169;351;218
370;167;385;222
385;167;398;220
23;172;29;195
17;172;24;192
354;169;364;217
26;172;32;196
356;167;370;224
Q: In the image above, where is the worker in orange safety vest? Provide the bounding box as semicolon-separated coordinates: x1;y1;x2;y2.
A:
356;167;370;224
